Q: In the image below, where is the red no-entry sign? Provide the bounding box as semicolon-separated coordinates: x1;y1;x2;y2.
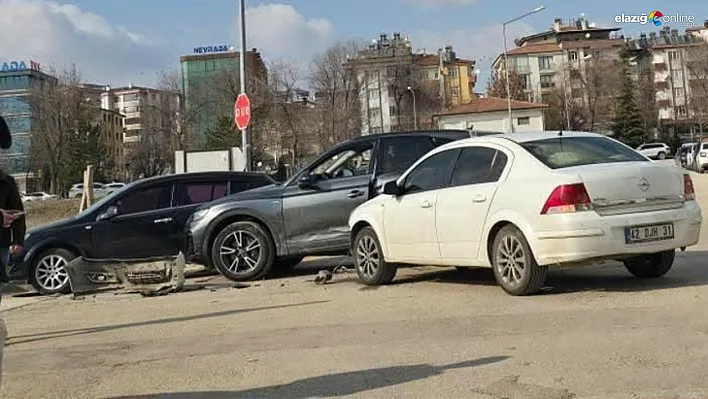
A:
234;93;251;130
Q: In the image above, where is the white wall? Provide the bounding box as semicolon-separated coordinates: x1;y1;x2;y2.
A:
436;108;545;132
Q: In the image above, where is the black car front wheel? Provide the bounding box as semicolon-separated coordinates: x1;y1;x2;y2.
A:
30;248;76;295
211;221;275;281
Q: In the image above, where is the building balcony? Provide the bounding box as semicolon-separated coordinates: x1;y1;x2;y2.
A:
653;62;667;70
657;99;672;108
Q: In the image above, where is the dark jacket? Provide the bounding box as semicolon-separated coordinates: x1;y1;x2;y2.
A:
0;171;25;247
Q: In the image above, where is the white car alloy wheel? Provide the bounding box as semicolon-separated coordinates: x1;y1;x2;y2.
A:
353;227;397;285
35;254;70;293
491;225;547;296
356;235;380;278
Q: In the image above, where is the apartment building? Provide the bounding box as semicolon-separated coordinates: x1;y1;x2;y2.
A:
415;46;477;106
492;17;623;104
345;33;477;134
629;24;708;138
94;108;125;178
100;84;182;144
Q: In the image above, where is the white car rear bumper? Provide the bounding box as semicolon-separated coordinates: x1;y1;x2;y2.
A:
532;201;702;266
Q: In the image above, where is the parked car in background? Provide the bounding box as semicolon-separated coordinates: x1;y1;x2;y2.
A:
102;182;126;196
692;142;708;173
9;171;274;295
349;131;701;296
186;130;490;282
636;142;671;160
21;192;57;202
68;182;105;198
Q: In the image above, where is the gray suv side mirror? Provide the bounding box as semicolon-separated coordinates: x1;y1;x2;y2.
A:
97;205;118;221
298;174;319;188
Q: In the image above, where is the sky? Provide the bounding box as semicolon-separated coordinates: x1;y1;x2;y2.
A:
0;0;704;89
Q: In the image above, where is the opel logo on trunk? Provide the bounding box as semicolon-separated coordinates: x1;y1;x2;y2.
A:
638;178;650;191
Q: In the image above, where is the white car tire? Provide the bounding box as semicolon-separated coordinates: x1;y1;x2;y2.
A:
353;227;397;285
491;225;548;296
623;250;675;279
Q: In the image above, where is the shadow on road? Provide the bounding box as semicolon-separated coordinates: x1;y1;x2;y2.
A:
5;300;330;347
106;356;509;399
388;251;708;295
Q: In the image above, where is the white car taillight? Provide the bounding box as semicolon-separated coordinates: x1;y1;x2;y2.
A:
540;183;593;214
684;174;696;201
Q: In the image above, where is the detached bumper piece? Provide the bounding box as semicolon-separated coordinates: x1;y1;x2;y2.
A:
64;252;186;297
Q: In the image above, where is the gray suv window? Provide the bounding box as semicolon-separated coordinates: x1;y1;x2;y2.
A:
379;136;435;175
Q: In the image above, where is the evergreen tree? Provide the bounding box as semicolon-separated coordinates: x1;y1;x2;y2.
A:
60;122;111;191
203;115;242;151
612;46;646;148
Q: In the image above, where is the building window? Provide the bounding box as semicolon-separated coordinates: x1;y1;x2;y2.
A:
568;51;578;61
517;116;530;125
668;51;680;62
673;87;685;98
369;127;383;134
538;56;553;70
369;107;382;122
676;106;687;116
449;67;458;77
520;74;531;90
123;93;139;102
368;88;380;101
452;87;460;97
124;117;142;126
389;105;397;116
540;74;555;89
672;69;683;83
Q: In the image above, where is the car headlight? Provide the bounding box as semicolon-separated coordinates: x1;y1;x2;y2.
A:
192;208;209;223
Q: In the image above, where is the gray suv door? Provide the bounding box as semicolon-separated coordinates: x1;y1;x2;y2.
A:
281;139;375;253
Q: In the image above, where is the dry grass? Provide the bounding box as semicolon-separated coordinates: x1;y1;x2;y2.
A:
23;198;82;229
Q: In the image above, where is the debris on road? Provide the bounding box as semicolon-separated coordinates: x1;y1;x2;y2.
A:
64;252;186;297
314;270;333;284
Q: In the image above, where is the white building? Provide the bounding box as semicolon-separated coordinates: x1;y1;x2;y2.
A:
433;97;547;132
629;25;708;138
100;84;182;144
492;17;623;105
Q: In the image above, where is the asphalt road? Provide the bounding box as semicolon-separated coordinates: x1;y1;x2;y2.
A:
2;167;708;398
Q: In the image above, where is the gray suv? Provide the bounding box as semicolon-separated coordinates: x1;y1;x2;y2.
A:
185;130;488;281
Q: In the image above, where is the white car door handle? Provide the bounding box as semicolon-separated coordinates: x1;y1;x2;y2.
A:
421;200;433;208
153;217;173;224
473;194;487;203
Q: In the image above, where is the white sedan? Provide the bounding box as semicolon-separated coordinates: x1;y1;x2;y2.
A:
348;131;702;296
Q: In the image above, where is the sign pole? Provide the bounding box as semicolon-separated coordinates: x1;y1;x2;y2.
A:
238;0;250;171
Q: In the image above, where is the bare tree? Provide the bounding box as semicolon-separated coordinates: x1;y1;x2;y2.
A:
387;64;443;131
685;42;708;136
155;70;196;151
30;64;96;193
310;41;363;147
486;69;526;101
124;132;171;178
572;54;621;132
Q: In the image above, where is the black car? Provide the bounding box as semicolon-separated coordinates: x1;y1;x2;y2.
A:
11;171;274;295
186;129;488;282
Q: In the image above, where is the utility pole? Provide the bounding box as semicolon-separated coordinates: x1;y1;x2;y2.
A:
238;0;250;170
502;6;546;133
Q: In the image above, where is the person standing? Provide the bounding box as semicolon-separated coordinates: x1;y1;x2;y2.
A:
0;170;25;288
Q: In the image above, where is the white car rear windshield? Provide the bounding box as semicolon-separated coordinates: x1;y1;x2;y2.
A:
520;137;649;169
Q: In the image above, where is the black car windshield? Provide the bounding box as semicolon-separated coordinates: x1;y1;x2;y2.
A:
520;136;649;169
79;181;136;214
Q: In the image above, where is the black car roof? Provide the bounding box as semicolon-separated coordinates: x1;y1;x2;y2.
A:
130;171;274;187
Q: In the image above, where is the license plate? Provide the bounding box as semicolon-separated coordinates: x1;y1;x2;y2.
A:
624;223;675;244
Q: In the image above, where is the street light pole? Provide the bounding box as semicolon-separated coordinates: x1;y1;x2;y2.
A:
238;0;250;171
502;5;546;133
407;86;418;130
